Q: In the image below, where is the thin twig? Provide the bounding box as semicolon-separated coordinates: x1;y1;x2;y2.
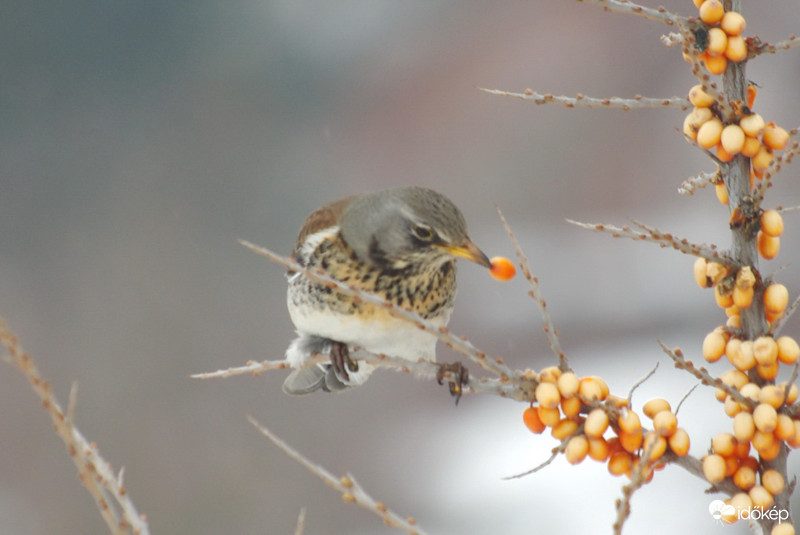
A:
578;0;681;26
496;207;568;371
0;318;150;535
675;383;700;417
751;35;800;57
770;294;800;336
479;88;688;110
504;438;569;480
627;362;659;407
247;416;426;535
613;435;660;535
566;219;739;267
753;140;800;205
294;507;306;535
678;169;719;196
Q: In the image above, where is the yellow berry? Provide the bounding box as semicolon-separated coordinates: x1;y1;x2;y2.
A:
758;231;780;260
739;113;765;137
619;430;643;454
668;428;690;456
537;406;560;427
551;418;580;439
578;376;608;401
715;182;729;205
703;329;727;362
699;0;725;25
683;106;714;140
535;382;561;409
561;396;582;418
753;403;778;433
565;435;589;464
643;431;667;461
753;336;778;367
643;398;671;419
523;406;546;433
587;437;609;462
618;409;642;435
556;371;579;397
584;408;609;438
538;366;562;383
712;433;736;456
608;451;632;477
761;210;784;238
752;146;774;172
697;117;723;148
653;410;678;437
707;27;728;56
762;469;785;495
734;465;757;490
693;257;709;288
763;124;790;151
725;35;748;62
749;485;775;510
741;136;761;158
721;11;747;36
759;384;785;409
777;336;800;365
764;283;789;314
489;256;516;281
733;412;755;441
772;522;796;535
720;124;745;155
702;454;727;483
688;84;716;107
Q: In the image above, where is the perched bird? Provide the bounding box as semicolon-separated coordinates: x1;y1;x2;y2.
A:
282;186;491;396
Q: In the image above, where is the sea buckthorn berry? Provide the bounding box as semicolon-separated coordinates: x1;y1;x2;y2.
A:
739;113;765;137
725;305;739;318
715;284;734;308
727;493;753;522
606;394;629;409
733;412;755;441
781;382;799;404
706;262;728;284
538;366;562;383
721;11;746;35
734;465;756;490
552;418;580;439
724;455;740;478
725;36;748;62
618;409;642;434
561;396;582;418
764;283;789;314
762;469;785;496
699;0;725;25
715;182;728;205
720;124;745;155
693;257;709;288
758;384;785;409
758;438;781;460
758;232;780;260
749;485;775;510
523;406;546;433
489;256;516;281
643;432;667;461
697;117;723;148
741;136;761;158
683;106;714;140
763;124;790;151
726;314;741;329
692;0;704;8
619;430;643;454
578;376;608;401
746;84;757;108
703;329;727;362
738;382;761;402
789;421;800;448
721;369;748;391
643;398;671;419
608;451;632;477
775;414;796;441
724;396;742;417
753;336;778;367
712;433;736;457
702;454;727;483
752;146;774;173
535;382;561;409
777;336;800;365
584;408;609;438
704;53;727;74
688;84;715;108
565;435;589;465
756;361;779;381
753;403;778;433
732;286;753;309
587;437;609;462
653;410;678;437
556;371;579;397
715;143;734;163
537;406;561;427
760;210;784;238
707;27;728;56
668;428;690;456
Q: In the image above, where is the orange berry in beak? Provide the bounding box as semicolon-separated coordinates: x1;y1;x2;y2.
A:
489;256;516;281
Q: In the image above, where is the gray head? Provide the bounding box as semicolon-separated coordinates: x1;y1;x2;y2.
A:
339;186;490;271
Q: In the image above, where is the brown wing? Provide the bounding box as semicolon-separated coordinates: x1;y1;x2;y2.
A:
292;194;357;258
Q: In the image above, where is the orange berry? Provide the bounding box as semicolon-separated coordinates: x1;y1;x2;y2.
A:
535;382;561;409
762;469;785;495
693;257;709;288
715;284;734;308
697;117;723;148
668;428;690;456
707;27;728;56
733;412;755;441
761;210;784;237
763;124;790;151
753;403;778;433
712;432;736;456
758;231;780;260
704;53;728;74
749;485;775;510
608;451;632;477
556;371;579;397
764;283;789;314
537;406;560;427
720;124;745;155
734;465;756;490
619;429;643;454
721;11;747;36
643;431;667;461
716;142;735;162
756;361;779;381
752;146;774;173
643;398;671;419
489;256;516;281
653;410;678;437
699;0;725;25
584;408;609;438
538;366;562;383
702;454;727;483
746;84;757;109
777;336;800;365
715;182;729;205
741;136;761;158
739;113;765;137
587;437;609;462
725;36;748;62
523;406;546;433
772;523;796;535
759;385;786;409
618;409;642;434
578;376;608;401
753;336;778;367
561;396;582;418
688;84;715;107
551;418;580;439
775;414;796;441
565;435;589;464
683;106;714;140
703;329;727;362
733;286;754;309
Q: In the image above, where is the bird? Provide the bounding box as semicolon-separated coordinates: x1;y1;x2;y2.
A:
282;186;492;398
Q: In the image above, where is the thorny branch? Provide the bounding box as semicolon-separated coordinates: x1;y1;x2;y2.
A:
478;88;689;110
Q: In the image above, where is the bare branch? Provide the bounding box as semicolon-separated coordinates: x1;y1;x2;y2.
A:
504;438;569;480
675;383;700;416
479;87;688;110
0;318;150;535
247;416;427;535
577;0;681;26
627;362;659;407
294;507;307;535
751;35;800;57
678;169;719;196
496;207;568;371
753;140;800;205
566;219;739;267
770;294;800;336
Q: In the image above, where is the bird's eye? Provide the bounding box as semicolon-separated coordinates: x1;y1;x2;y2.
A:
411;224;435;241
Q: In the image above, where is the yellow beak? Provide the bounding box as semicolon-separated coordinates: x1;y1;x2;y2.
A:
440;240;492;268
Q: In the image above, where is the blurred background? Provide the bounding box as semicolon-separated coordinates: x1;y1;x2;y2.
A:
2;1;800;534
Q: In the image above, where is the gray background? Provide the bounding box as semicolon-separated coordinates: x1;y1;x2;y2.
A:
2;2;800;534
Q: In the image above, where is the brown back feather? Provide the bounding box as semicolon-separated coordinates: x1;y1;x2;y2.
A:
293;194;357;258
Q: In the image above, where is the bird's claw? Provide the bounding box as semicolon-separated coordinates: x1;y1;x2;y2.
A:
330;341;358;381
436;361;469;404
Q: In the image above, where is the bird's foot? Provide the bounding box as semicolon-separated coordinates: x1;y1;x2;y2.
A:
330;341;358;381
436;361;469;404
